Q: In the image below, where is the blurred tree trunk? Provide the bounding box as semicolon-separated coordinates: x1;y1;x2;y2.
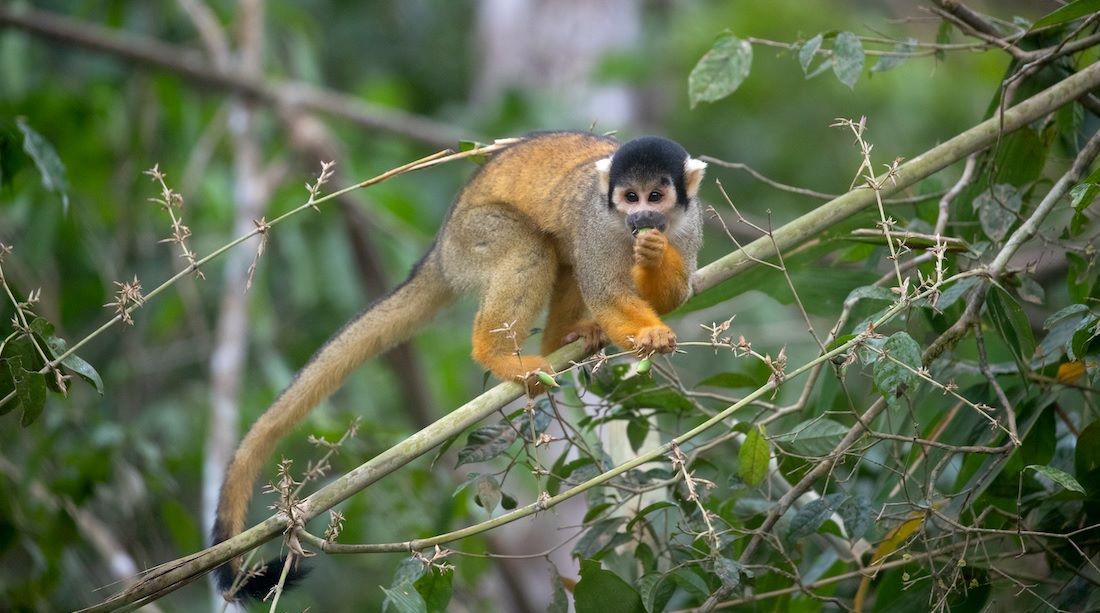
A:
473;0;641;126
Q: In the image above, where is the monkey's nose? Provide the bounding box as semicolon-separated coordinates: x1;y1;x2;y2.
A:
626;210;668;235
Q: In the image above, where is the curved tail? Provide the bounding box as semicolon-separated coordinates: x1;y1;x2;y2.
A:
212;250;453;600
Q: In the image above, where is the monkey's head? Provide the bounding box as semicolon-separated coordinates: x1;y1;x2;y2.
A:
595;136;707;235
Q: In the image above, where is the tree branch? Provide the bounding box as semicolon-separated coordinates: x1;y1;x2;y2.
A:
0;5;472;147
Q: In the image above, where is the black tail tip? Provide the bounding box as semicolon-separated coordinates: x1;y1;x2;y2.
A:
214;556;311;603
212;516;310;602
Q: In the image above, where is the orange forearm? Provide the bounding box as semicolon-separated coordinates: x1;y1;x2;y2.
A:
632;243;689;314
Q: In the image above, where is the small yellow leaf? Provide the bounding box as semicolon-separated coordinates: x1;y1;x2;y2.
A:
855;512;926;612
1057;360;1086;384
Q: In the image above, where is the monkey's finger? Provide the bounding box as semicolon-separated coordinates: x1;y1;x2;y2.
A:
634;326;677;354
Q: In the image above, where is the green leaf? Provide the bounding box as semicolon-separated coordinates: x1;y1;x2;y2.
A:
872;332;922;407
799;33;824;73
1072;323;1098;360
392;557;427;586
40;332;104;394
870;38;917;73
575;559;645;613
547;456;594;496
992;127;1052;187
381;582;427;613
16;118;69;211
414;567;453;613
1069;166;1100;235
637;573;675;613
1070;166;1100;211
1075;420;1100;495
1037;304;1095;362
455;422;518;467
670;567;711;599
0;123;28;188
1017;275;1045;305
572;517;626;560
713;557;743;590
514;400;554;440
688;33;753;108
1032;0;1100;29
739;424;770;487
626;501;678;533
937;276;979;311
583;502;614;524
1067;252;1098;303
972;184;1022;242
788;493;846;539
846;285;896;304
1025;464;1085;494
837;495;875;540
987;285;1037;375
626;417;650;453
457;140;489;165
832;31;864;88
473;474;502;512
9;359;46;427
548;564;569;613
773;418;849;457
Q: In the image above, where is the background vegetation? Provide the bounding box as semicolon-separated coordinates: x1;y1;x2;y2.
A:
1;1;1098;611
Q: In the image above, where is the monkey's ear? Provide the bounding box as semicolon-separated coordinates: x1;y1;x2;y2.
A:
684;157;707;199
595;157;612;196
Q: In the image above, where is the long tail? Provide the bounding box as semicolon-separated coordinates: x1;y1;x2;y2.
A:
212;249;453;601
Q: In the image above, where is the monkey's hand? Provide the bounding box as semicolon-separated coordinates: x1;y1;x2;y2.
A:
562;321;609;354
632;325;677;355
633;230;668;268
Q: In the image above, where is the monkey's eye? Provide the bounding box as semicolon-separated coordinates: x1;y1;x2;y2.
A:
648;191;662;202
625;191;639;203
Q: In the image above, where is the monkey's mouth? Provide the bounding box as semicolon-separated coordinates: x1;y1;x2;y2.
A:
626;210;668;235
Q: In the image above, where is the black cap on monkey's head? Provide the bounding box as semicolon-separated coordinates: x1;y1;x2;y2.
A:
608;136;693;208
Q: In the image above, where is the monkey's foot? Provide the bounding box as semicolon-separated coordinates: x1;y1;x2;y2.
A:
563;321;608;354
632;325;677;355
493;355;554;397
633;230;668;267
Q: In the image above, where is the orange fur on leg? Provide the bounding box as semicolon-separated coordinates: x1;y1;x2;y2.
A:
541;270;590;355
594;296;674;354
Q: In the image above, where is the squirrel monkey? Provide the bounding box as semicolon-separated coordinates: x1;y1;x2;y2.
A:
212;131;706;600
